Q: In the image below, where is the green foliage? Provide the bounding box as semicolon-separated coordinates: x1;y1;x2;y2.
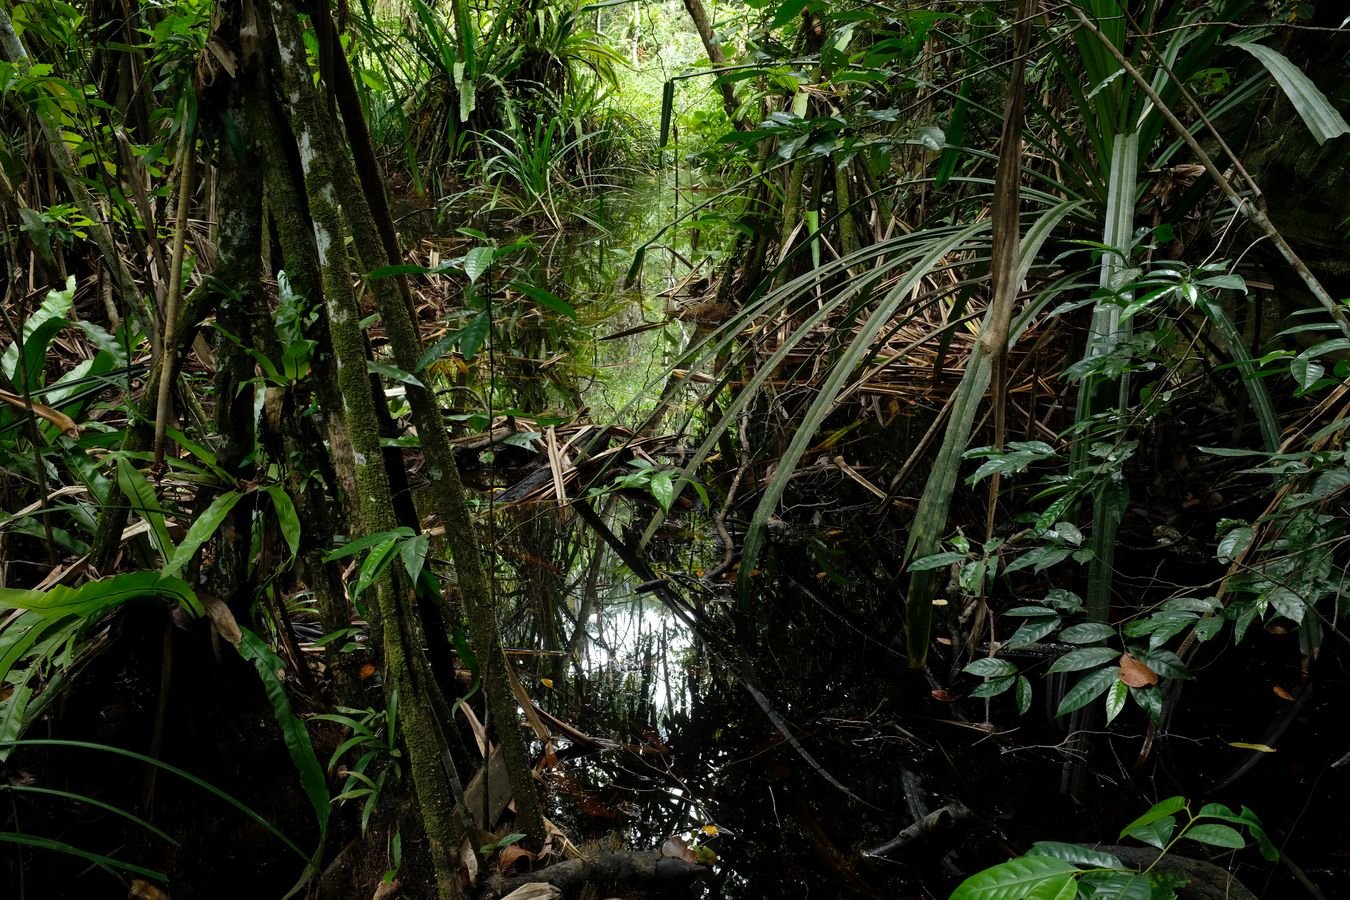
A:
311;695;404;835
952;796;1275;900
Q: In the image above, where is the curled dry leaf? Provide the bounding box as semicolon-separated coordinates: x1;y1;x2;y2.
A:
661;835;697;863
370;879;400;900
127;880;170;900
1118;652;1158;688
497;844;536;874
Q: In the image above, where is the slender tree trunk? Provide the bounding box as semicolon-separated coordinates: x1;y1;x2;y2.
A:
263;4;471;896
680;0;743;126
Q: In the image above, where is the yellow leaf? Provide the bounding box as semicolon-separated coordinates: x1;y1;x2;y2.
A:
1228;741;1277;753
539;678;554;689
700;824;719;836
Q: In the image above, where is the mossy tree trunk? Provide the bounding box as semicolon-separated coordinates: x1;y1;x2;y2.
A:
261;3;473;896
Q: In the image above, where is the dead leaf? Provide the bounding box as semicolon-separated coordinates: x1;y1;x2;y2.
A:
931;688;959;701
1228;741;1277;753
497;844;536;874
199;591;241;647
359;662;377;680
128;880;170;900
1118;652;1158;688
0;388;79;437
370;879;399;900
661;836;697;863
1273;685;1295;700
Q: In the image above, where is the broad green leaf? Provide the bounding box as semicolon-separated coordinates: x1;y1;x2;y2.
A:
1060;623;1115;644
353;537;401;602
1230;41;1350;144
1049;646;1121;674
1104;680;1128;724
969;675;1016;699
950;856;1077;900
649;470;674;512
1025;876;1077;900
1015;676;1033;714
1184;823;1244;850
1118;796;1186;841
462;245;495;283
266;486;301;562
459;311;491;360
162;490;243;578
1027;841;1122;869
1083;872;1151;900
1056;666;1118;717
367;360;424;387
1126;815;1177;850
1135;648;1187;680
1004;605;1059;617
964;658;1019;678
2;275;74;380
399;532;430;586
1009;616;1060;649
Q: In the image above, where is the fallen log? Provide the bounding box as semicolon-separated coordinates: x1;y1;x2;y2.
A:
479;850;709;899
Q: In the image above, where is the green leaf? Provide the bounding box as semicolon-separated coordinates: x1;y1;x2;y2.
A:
1027;841;1121;869
1082;872;1151;900
1004;605;1059;617
115;457;175;561
1025;876;1078;900
463;245;495;283
1049;646;1120;673
510;280;577;318
0;570;203;619
236;628;330;833
1104;679;1128;724
0;832;166;881
969;675;1016;699
353;537;401;603
1118;797;1186;840
950;856;1078;900
1056;666;1118;717
1184;823;1245;850
964;658;1019;678
162;490;243;578
649;470;674;512
1060;623;1115;644
2;275;74;381
399;532;430;586
367;360;424;387
1135;648;1188;680
366;263;437;279
459;311;491;360
266;486;301;563
1009;615;1060;649
1015;676;1033;715
908;551;967;571
1229;41;1350;145
325;528;416;562
1126;815;1177;850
